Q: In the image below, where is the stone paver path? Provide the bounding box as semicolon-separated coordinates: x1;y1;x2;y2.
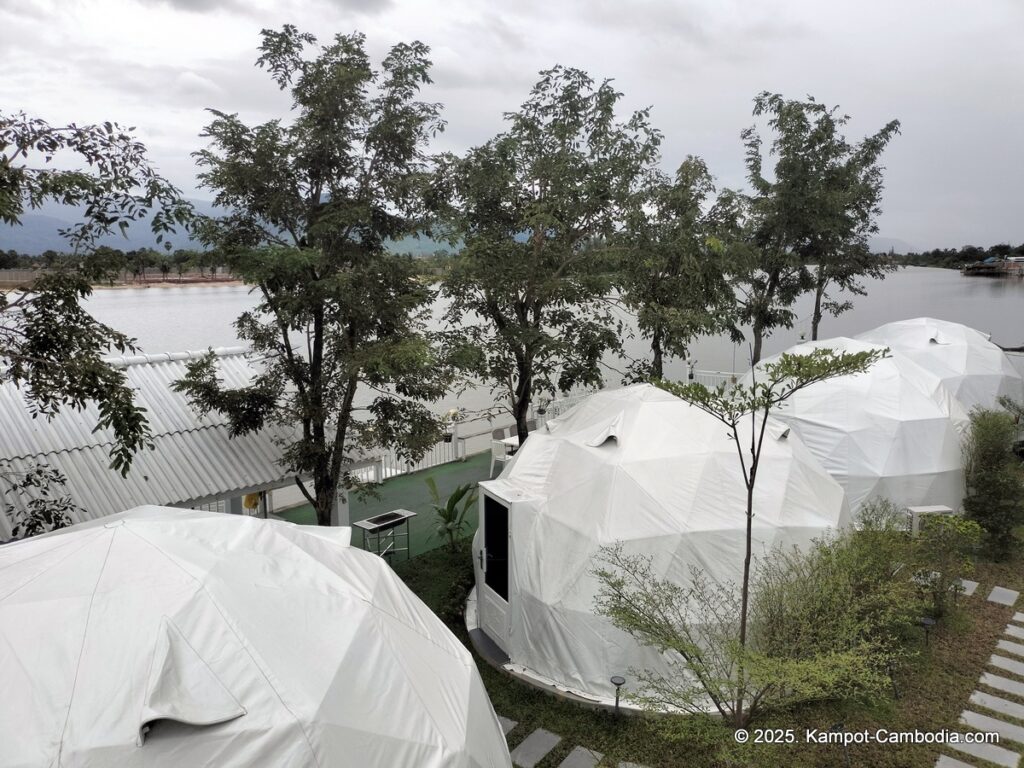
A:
959;710;1024;745
971;690;1024;721
498;716;518;736
510;729;562;768
933;582;1024;768
961;579;980;597
1000;639;1024;658
981;672;1024;698
992;654;1024;678
557;746;603;768
988;586;1020;606
945;738;1020;768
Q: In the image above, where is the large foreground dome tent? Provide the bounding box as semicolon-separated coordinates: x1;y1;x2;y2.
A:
754;337;969;514
0;507;511;768
471;384;849;704
856;317;1024;414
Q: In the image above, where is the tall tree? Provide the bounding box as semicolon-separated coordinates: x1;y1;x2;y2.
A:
175;26;449;527
744;93;900;342
437;66;661;440
1;111;191;537
655;347;885;725
618;156;738;380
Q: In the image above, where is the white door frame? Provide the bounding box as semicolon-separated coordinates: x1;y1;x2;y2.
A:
478;488;510;652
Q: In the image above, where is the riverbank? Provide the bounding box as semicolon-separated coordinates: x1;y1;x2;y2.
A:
0;277;244;291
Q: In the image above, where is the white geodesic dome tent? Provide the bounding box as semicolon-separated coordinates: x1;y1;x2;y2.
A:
471;384;849;704
755;337;969;514
0;507;510;768
856;317;1024;414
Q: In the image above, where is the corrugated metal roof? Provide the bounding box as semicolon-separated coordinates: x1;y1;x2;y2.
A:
0;348;297;539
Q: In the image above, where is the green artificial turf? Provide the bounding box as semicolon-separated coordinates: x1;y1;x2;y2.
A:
275;450;491;557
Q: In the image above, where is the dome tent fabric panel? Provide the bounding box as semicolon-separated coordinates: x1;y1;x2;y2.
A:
476;384;848;703
856;317;1024;414
752;337;968;514
0;507;511;768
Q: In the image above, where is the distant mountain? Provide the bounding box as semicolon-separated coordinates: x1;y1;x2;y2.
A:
0;198;218;255
0;199;455;257
869;236;917;254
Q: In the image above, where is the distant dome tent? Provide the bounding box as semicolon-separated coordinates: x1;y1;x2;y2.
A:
470;384;849;705
753;337;969;514
0;507;511;768
856;317;1024;414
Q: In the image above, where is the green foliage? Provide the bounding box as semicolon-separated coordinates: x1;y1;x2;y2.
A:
438;540;476;625
962;407;1024;559
176;27;449;527
594;545;747;719
436;65;661;440
911;514;981;619
0;112;191;481
617;156;740;380
0;111;192;252
425;476;477;552
741;93;900;342
594;512;916;726
2;462;83;539
1;272;153;475
660;347;887;430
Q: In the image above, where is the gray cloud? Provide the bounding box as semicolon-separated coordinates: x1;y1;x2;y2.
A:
2;0;1021;250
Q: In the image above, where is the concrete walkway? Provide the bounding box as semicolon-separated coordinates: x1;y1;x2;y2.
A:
936;586;1023;768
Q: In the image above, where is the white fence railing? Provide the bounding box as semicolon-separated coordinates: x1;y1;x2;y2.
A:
321;369;744;494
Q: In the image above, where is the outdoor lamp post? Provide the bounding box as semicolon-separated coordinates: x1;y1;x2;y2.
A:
687;359;696;381
610;676;626;715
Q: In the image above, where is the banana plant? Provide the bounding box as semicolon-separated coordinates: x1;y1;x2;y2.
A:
425;477;478;552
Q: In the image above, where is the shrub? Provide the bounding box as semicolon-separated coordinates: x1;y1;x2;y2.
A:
963;407;1024;559
594;515;917;725
911;514;982;619
439;542;476;626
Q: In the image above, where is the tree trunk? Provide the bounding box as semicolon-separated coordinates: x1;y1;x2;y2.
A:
313;470;333;527
650;327;664;380
513;385;532;443
811;266;826;341
750;321;764;366
735;480;755;727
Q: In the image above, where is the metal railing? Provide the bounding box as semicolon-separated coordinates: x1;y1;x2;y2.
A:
362;370;741;482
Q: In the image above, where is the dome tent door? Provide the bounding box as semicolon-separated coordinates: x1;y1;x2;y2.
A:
479;491;510;651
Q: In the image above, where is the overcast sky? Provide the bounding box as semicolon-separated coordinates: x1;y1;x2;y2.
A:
2;0;1021;250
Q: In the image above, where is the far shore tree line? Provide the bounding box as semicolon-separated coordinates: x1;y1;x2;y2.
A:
0;247;227;281
890;242;1024;270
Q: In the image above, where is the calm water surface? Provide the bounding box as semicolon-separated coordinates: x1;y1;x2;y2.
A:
83;267;1024;417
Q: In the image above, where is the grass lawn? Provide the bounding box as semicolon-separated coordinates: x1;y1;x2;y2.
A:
395;541;1024;767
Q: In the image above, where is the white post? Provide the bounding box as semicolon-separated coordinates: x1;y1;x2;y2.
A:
331;485;351;526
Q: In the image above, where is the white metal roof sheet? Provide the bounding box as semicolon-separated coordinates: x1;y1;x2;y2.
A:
0;348;296;539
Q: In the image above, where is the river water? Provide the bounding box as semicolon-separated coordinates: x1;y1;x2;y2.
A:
83;267;1024;424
